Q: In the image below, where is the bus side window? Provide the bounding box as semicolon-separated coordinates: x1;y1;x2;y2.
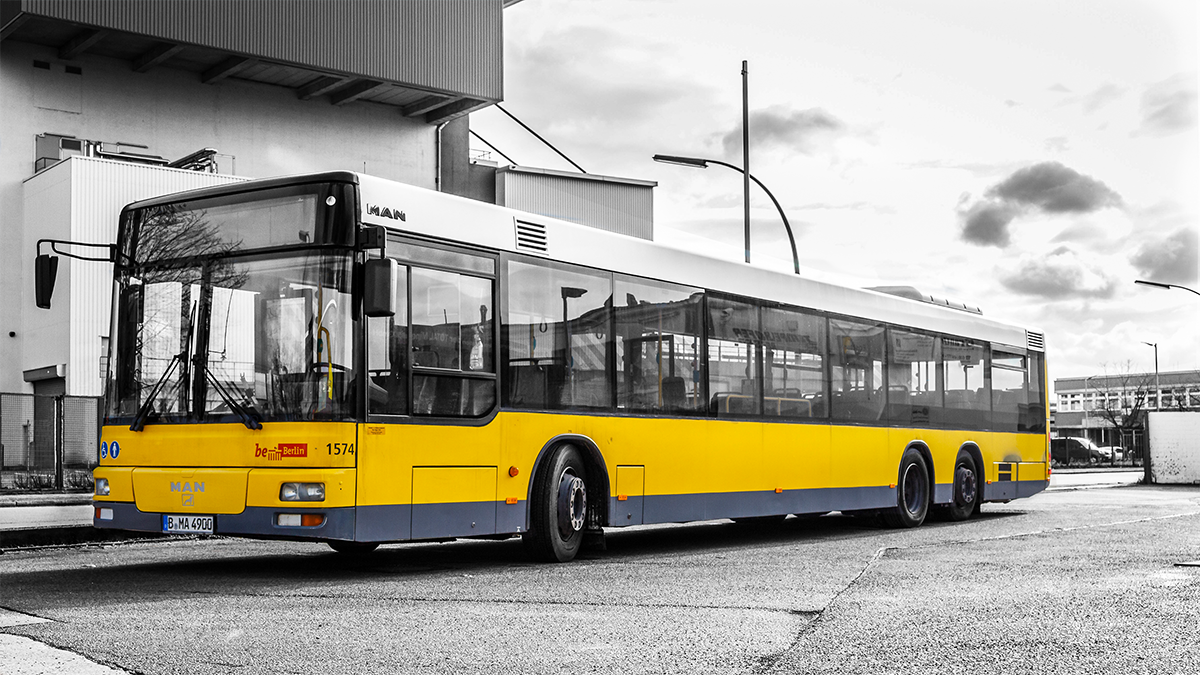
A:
940;338;988;430
366;262;409;415
707;296;761;416
614;275;704;414
829;319;886;422
761;306;827;418
887;329;940;426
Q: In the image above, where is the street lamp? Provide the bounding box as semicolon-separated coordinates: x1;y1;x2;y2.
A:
1141;342;1160;411
1134;279;1200;296
652;154;801;275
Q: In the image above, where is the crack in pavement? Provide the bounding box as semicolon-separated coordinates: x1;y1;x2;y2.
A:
752;509;1200;674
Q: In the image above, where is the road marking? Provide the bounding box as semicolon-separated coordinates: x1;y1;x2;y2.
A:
0;634;129;674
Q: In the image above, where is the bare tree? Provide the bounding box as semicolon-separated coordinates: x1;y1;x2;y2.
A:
1089;361;1152;450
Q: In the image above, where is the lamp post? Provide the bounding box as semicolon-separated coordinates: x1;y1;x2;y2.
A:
1134;279;1200;296
652;154;801;275
1141;342;1160;411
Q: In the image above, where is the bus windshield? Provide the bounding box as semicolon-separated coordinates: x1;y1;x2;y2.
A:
106;184;360;426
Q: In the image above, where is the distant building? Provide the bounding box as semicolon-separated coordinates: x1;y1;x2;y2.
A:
1054;370;1200;447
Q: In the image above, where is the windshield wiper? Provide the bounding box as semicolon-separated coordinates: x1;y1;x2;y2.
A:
129;351;185;432
203;367;263;430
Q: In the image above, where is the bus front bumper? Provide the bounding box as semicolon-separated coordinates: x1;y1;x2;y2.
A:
92;502;356;541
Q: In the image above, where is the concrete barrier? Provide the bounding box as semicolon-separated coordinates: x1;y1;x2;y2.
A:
1148;411;1200;484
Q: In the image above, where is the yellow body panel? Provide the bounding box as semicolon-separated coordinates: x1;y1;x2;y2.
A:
100;411;1047;514
246;468;356;509
615;465;645;499
100;422;357;469
92;466;134;502
1018;462;1046;482
412;467;497;504
131;468;249;514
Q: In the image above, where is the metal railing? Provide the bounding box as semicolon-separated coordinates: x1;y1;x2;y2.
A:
0;393;102;493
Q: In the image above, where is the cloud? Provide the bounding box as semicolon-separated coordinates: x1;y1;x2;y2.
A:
1080;84;1126;114
958;162;1122;248
960;201;1018;247
1050;222;1108;245
986;162;1122;213
1139;74;1198;136
1129;227;1199;284
719;106;845;158
998;247;1117;299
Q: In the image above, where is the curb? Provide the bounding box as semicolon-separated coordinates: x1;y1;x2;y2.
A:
0;526;164;550
0;494;94;508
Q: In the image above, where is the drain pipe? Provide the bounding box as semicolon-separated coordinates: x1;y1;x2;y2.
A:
434;121;448;192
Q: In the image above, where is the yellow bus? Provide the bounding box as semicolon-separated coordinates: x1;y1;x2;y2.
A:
82;171;1048;562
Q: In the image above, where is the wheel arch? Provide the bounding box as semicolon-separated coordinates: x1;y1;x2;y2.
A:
903;440;935;494
525;434;610;530
959;442;985;480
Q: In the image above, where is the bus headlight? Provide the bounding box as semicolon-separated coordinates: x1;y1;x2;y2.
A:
280;482;325;502
95;478;110;496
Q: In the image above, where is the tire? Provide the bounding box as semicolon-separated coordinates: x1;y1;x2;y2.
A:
881;448;930;528
941;450;979;522
523;444;589;563
327;541;379;555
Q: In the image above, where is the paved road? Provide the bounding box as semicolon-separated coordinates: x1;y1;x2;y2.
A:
2;484;1198;674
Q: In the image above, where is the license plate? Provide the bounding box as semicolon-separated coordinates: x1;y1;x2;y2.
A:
162;514;214;534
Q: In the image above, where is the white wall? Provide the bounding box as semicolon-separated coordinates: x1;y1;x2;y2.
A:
1;38;439;393
1148;411;1200;484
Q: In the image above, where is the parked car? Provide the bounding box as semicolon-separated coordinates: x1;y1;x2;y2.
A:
1051;436;1106;465
1097;445;1125;461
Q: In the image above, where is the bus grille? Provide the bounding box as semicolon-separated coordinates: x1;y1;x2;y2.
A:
515;220;548;255
1026;331;1045;352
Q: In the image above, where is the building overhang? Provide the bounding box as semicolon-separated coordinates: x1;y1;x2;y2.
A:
0;0;502;123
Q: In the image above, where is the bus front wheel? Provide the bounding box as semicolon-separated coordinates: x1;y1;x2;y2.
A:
938;451;979;522
524;444;588;563
882;448;930;528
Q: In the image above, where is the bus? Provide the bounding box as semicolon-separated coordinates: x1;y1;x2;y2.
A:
75;170;1048;562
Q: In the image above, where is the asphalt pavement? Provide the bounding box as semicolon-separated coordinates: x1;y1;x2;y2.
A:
1;476;1197;674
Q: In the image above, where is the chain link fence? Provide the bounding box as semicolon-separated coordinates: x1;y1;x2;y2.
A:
0;393;102;492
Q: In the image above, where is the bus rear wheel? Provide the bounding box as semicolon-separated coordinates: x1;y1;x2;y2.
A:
940;451;979;522
882;448;929;528
524;444;588;563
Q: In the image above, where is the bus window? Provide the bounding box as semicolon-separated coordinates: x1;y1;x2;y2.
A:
503;258;613;410
990;349;1026;433
366;263;409;415
887;329;940;426
1024;351;1047;433
829;319;886;422
410;267;495;417
707;296;761;416
761;306;826;418
614;275;704;413
940;338;988;429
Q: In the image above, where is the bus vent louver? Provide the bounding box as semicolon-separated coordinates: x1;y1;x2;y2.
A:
1026;331;1045;352
515;220;549;255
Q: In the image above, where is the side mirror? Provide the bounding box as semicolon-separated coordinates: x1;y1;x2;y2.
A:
363;258;398;318
35;254;59;309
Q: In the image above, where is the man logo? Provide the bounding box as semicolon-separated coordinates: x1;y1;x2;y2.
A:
366;204;406;221
170;481;205;493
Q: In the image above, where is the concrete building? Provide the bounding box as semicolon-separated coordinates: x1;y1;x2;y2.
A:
1054;370;1200;447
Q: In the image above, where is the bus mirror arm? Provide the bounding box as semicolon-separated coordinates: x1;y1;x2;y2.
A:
34;238;117;310
358;225;387;254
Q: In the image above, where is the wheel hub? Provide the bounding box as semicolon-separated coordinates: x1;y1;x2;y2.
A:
955;465;977;506
557;472;587;538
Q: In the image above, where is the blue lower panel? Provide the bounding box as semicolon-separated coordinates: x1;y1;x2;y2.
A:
933;483;953;504
984;481;1018;501
1017;479;1048;498
356;504;412;542
411;500;496;539
640;485;896;525
94;502;356;541
609;495;645;525
496;499;527;534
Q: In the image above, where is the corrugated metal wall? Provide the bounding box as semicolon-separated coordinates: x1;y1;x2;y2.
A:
498;171;654;240
17;0;503;100
64;157;246;396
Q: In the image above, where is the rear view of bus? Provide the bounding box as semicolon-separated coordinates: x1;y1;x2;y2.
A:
94;174;365;545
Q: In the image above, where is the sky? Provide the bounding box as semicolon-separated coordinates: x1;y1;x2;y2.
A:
470;0;1200;391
